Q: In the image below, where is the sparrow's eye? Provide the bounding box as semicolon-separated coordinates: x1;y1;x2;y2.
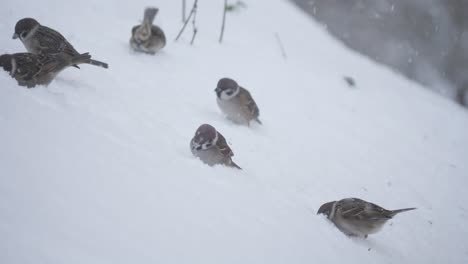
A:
20;31;28;38
226;91;233;96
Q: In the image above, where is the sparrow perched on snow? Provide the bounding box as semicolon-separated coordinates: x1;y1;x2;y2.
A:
190;124;241;169
0;52;91;88
130;7;166;54
215;78;261;126
317;198;416;238
13;18;108;69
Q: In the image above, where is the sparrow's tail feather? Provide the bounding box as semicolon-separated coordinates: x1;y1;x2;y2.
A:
87;58;109;69
255;118;262;125
390;207;416;216
70;52;92;65
69;53;108;69
230;161;242;170
143;7;159;25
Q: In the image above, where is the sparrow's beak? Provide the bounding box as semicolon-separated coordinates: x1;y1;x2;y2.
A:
12;33;19;39
214;87;221;94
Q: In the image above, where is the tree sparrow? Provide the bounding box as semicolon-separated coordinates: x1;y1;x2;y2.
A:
190;124;241;169
317;198;416;238
130;7;166;54
13;18;108;69
215;78;261;126
0;52;91;88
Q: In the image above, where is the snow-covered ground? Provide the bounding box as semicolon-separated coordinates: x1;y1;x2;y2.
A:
1;0;468;263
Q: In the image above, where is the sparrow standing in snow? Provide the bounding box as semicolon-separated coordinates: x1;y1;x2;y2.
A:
0;52;91;88
317;198;416;238
190;124;241;169
130;7;166;54
215;78;261;126
13;18;108;69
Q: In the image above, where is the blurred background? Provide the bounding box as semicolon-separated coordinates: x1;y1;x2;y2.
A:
291;0;468;107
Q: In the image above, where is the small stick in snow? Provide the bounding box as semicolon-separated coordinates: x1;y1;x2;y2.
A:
219;0;228;43
343;76;356;87
175;0;199;42
274;32;287;60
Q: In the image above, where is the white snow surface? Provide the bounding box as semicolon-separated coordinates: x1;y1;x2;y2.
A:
1;0;468;263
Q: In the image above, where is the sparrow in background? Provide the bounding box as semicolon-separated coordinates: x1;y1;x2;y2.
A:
190;124;241;169
0;52;91;88
13;18;108;69
317;198;416;238
215;78;261;126
130;7;166;54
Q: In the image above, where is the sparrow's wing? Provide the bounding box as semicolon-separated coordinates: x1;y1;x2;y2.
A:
151;26;166;40
131;25;140;36
215;132;234;158
216;132;241;169
239;87;260;119
37;54;65;74
13;54;41;80
36;26;80;57
339;198;393;221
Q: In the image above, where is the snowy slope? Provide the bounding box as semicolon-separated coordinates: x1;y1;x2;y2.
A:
1;0;468;263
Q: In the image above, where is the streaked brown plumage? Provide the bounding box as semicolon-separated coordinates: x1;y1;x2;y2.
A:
0;52;91;88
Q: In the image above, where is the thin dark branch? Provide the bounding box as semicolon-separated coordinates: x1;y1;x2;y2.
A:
274;32;288;60
219;0;228;43
175;0;198;42
190;28;198;45
190;3;198;45
182;0;186;22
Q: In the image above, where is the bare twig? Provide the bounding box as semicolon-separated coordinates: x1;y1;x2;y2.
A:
274;32;288;60
190;2;198;45
219;0;228;43
182;0;187;22
175;0;199;42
